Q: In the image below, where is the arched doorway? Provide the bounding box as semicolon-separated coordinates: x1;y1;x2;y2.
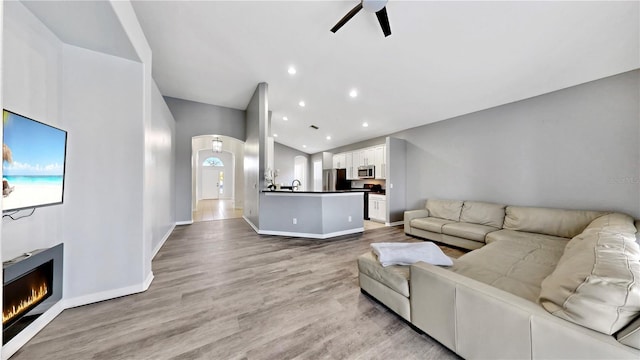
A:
192;135;244;222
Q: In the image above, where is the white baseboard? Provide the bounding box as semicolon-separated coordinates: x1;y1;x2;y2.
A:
386;221;404;227
243;216;259;233
64;275;153;310
143;271;155;291
176;220;193;226
2;301;65;360
152;224;176;259
258;227;364;239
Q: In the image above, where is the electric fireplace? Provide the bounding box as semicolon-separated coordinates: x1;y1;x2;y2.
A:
3;243;63;344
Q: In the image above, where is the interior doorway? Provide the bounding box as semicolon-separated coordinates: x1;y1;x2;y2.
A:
191;135;244;223
294;156;308;191
313;161;322;191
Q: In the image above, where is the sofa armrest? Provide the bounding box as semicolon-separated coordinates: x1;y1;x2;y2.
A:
404;209;429;234
410;262;640;359
411;261;541;358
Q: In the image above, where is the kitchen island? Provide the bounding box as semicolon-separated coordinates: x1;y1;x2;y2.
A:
257;190;364;239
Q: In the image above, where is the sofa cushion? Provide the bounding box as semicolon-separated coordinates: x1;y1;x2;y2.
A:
442;222;499;242
616;315;640;350
451;235;567;302
539;226;640;335
411;217;456;234
582;212;637;235
426;199;463;221
460;201;506;228
503;206;605;238
485;229;569;245
358;251;410;297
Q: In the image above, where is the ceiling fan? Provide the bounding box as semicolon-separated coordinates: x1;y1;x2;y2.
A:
330;0;391;37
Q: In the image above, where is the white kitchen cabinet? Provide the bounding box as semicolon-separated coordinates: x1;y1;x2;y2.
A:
362;148;375;166
368;194;386;223
333;153;346;169
374;145;386;179
345;152;356;180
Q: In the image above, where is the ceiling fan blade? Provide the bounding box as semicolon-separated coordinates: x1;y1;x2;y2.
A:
375;6;391;37
331;3;363;33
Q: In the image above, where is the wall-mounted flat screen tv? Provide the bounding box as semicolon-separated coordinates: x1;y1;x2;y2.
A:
2;110;67;212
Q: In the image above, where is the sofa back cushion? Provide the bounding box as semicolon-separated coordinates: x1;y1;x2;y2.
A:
460;201;506;228
582;213;638;235
426;199;463;221
539;214;640;335
503;206;605;238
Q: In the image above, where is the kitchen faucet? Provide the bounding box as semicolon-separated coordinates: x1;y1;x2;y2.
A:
291;179;301;191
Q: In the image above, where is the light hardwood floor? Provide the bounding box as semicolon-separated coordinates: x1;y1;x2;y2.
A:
12;219;463;359
192;199;243;222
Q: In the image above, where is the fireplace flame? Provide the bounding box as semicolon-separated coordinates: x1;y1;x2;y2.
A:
2;283;48;324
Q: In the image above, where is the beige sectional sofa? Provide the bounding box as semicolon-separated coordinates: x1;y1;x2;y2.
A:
358;199;640;359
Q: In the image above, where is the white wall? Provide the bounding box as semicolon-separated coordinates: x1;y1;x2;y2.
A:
61;44;145;299
2;1;64;261
1;2;5;347
3;0;151;305
394;70;640;218
149;82;176;256
1;1;176;354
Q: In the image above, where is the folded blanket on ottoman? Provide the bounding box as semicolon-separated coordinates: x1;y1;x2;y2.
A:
371;242;453;267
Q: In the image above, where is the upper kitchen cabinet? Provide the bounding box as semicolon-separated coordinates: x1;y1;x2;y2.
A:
333;153;346;169
373;145;386;179
345;152;356;180
361;148;375;166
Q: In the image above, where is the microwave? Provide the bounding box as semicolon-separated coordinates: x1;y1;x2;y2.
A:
358;165;375;179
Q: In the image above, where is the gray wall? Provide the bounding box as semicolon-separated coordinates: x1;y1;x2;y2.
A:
392;70;640;218
259;193;364;235
149;82;176;254
274;142;309;187
243;83;269;227
386;137;407;223
165;96;245;223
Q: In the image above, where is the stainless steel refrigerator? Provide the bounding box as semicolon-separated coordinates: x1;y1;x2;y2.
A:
322;169;349;191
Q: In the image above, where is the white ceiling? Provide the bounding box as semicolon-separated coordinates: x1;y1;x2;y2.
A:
22;1;140;62
134;1;636;154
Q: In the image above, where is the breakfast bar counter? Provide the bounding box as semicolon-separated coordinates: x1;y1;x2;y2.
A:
258;190;364;239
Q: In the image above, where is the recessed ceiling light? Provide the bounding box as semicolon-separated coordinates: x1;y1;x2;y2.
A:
362;122;369;127
349;89;358;98
326;136;331;140
302;145;307;148
299;101;306;107
273;133;278;137
288;66;296;75
283;116;288;121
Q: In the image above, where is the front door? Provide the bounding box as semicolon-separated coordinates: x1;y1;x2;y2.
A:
202;167;222;199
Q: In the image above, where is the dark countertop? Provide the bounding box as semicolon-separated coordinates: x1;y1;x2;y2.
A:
262;190;366;194
262;189;385;194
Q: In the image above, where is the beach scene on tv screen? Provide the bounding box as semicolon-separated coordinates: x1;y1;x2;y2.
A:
3;110;66;211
